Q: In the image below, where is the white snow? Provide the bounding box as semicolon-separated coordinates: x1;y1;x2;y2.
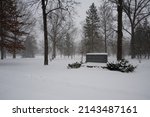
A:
0;56;150;100
86;53;108;55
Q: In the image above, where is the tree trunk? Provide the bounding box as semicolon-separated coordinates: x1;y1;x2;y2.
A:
104;24;107;53
13;49;16;59
0;29;4;60
52;40;56;59
130;28;136;59
13;35;17;59
0;0;4;60
91;36;94;52
41;0;48;65
117;0;123;61
0;41;4;60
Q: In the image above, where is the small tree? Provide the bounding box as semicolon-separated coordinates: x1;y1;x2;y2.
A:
63;33;74;58
22;35;37;58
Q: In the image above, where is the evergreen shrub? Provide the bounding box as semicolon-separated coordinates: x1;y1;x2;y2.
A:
68;62;82;69
102;59;136;73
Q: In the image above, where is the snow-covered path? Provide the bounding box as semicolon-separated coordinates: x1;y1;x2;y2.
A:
0;57;150;100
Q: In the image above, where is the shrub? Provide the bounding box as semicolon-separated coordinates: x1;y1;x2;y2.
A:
102;59;136;73
68;62;82;69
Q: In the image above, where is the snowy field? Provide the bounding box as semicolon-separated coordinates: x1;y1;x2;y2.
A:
0;56;150;100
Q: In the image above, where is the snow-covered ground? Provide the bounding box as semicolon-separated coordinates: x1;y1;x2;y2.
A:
0;56;150;100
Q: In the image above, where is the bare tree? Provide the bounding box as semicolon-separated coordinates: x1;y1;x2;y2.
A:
110;0;123;60
41;0;48;65
47;9;74;60
61;26;77;58
40;0;78;65
22;35;37;58
99;0;114;53
123;0;150;58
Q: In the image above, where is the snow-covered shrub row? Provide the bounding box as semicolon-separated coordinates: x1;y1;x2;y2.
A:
67;62;82;69
102;59;136;73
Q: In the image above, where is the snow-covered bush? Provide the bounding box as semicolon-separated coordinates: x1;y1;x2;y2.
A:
68;62;82;69
102;59;136;73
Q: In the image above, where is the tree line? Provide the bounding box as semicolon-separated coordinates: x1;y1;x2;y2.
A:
134;18;150;59
1;0;150;65
80;0;150;61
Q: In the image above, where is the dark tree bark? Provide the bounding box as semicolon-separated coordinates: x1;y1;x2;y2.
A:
117;0;123;61
0;37;4;60
131;28;135;59
0;0;4;60
13;36;17;59
104;26;107;53
52;40;56;60
41;0;48;65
